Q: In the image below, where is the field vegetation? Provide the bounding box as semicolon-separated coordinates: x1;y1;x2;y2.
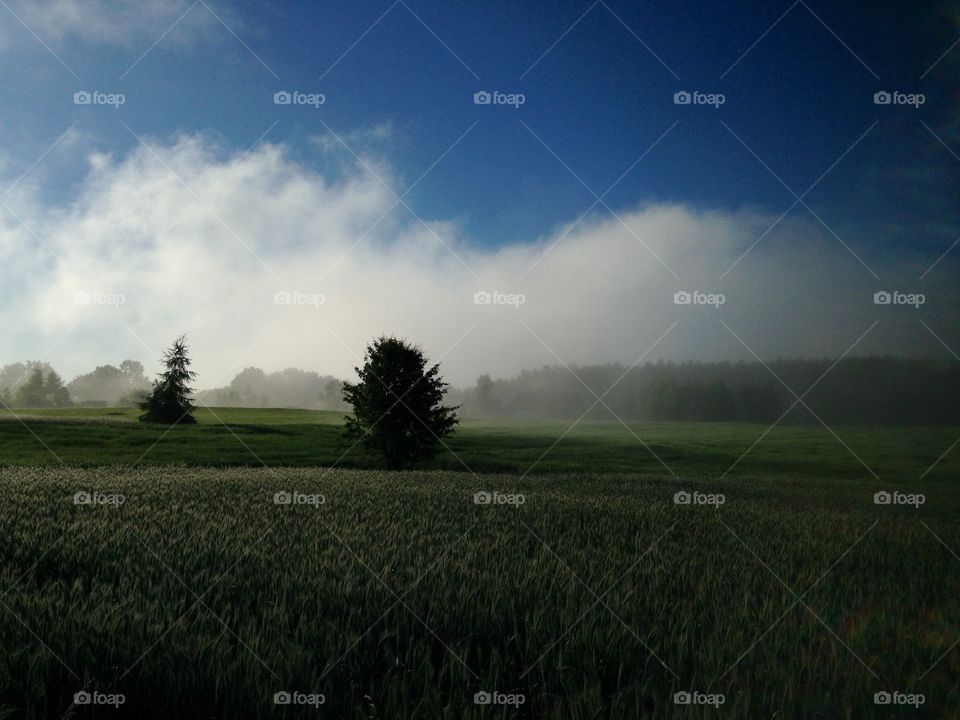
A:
0;409;956;717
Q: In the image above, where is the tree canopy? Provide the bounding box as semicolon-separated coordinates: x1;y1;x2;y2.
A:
342;336;458;469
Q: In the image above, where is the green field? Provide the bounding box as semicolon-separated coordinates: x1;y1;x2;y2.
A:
1;406;957;481
0;408;957;717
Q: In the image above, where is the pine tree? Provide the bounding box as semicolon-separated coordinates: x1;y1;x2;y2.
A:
139;335;197;424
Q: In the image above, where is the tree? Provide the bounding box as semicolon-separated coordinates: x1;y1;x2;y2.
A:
119;360;148;388
342;336;458;469
139;335;197;424
0;362;29;400
16;368;48;407
43;370;72;407
2;362;54;404
474;373;499;415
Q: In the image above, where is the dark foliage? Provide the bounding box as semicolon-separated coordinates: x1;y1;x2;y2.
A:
452;357;960;425
139;335;197;424
342;336;458;468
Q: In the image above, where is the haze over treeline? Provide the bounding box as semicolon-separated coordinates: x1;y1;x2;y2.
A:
0;361;150;407
449;357;960;425
196;368;347;411
2;356;957;425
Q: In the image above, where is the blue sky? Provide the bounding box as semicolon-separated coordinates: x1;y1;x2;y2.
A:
5;0;957;245
0;1;958;384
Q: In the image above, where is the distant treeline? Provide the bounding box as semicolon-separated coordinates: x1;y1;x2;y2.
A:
448;358;960;425
0;360;150;407
3;357;958;425
0;361;347;411
197;367;349;410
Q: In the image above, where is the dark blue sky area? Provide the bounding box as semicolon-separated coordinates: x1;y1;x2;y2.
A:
3;0;958;252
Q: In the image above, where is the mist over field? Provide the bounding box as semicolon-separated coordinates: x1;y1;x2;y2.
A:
2;132;957;387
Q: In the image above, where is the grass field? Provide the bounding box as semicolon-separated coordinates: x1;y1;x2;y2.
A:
0;408;957;717
1;406;957;481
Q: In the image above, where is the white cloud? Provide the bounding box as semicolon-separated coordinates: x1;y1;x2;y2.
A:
0;0;224;49
1;132;956;387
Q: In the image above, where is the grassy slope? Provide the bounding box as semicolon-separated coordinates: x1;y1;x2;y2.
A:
0;406;956;481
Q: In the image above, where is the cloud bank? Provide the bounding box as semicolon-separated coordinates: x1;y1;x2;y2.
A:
0;133;955;387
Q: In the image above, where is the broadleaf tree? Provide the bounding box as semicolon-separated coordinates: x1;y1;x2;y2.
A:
342;336;458;469
43;370;72;407
139;335;197;424
15;368;48;407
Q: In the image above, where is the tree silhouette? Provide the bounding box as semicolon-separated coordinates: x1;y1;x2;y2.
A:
342;336;458;469
139;335;197;424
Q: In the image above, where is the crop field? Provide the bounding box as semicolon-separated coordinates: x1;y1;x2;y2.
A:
0;411;957;717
